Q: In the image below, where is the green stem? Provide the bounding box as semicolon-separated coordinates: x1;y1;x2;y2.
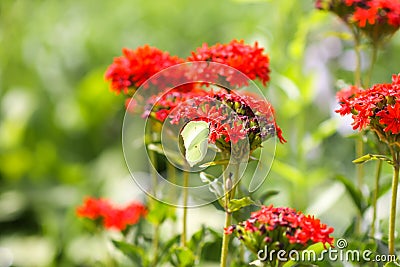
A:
147;121;161;266
363;47;380;240
349;25;364;235
151;223;160;267
220;205;231;267
181;170;189;247
149;149;158;197
352;28;362;87
352;27;364;190
167;162;177;202
371;160;382;238
220;163;238;267
389;149;399;255
364;44;379;88
355;137;364;234
166;162;177;236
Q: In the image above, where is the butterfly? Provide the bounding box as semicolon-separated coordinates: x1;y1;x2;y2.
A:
180;121;210;167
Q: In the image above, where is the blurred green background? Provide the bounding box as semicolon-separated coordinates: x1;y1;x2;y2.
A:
1;0;399;266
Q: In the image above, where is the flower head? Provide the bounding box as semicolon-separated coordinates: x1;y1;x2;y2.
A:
76;197;147;231
167;90;285;157
336;73;400;146
105;45;184;94
225;205;335;261
316;0;400;43
142;85;209;122
188;40;271;87
76;197;112;220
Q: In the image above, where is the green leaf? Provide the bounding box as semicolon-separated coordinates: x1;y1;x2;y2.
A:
368;179;393;207
198;227;223;261
199;172;217;183
169;246;196;267
334;175;367;214
147;199;176;225
112;240;149;266
188;225;208;258
343;218;357;237
249;259;263;266
272;159;304;184
228;197;255;213
180;121;209;167
199;156;258;168
199;159;229;168
258;190;280;204
384;262;400;267
159;234;181;264
210;199;224;211
352;154;393;165
147;143;164;154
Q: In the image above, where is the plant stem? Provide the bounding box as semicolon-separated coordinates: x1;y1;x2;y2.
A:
167;162;177;202
363;32;379;240
355;137;364;233
181;170;189;247
350;26;364;235
220;205;231;267
389;149;399;255
149;149;158;197
147;121;161;266
365;44;379;88
151;223;160;267
149;147;161;265
371;160;382;238
220;163;238;267
352;28;362;88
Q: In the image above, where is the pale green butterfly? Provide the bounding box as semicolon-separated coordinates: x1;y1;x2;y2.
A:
180;120;210;167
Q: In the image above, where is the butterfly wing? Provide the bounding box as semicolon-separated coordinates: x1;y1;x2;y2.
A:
181;121;209;167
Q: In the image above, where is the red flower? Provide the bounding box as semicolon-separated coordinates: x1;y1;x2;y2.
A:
316;0;400;41
226;205;335;255
345;0;363;5
76;197;112;219
336;73;400;145
188;40;270;87
143;86;209;122
76;197;147;231
224;225;236;235
154;109;169;121
353;6;378;27
377;102;400;134
335;85;362;116
105;45;184;94
223;121;247;143
102;202;147;230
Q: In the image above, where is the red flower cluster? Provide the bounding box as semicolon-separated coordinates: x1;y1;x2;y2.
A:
166;90;285;155
76;197;147;231
188;40;270;87
143;85;209;122
225;205;334;256
336;73;400;143
105;40;271;98
316;0;400;42
105;45;184;94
